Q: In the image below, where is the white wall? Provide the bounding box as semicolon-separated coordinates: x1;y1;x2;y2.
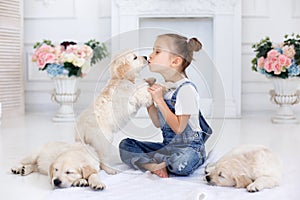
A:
242;0;300;114
24;0;300;115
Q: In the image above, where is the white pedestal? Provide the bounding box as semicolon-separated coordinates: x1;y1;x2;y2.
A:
52;104;76;122
271;105;298;124
269;78;300;124
51;77;80;123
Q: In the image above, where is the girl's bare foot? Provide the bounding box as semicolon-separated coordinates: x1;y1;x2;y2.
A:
141;162;169;178
152;162;168;178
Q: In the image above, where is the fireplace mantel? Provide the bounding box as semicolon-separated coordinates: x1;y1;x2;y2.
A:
111;0;241;118
115;0;238;15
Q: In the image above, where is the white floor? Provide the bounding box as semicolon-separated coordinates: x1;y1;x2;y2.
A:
0;112;300;200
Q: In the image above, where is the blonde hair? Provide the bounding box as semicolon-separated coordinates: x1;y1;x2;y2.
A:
157;33;202;77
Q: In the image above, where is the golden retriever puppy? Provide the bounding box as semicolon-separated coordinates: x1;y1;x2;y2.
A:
75;51;172;174
11;142;105;190
204;144;282;192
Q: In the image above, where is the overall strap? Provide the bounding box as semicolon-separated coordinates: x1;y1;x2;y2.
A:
171;81;196;103
171;81;213;142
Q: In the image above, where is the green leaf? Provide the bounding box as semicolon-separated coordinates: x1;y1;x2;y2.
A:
85;39;109;66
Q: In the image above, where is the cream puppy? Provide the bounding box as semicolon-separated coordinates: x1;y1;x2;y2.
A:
11;142;105;190
204;144;282;192
75;51;173;174
75;51;154;174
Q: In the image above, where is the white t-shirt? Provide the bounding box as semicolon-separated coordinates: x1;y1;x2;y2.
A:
163;78;202;132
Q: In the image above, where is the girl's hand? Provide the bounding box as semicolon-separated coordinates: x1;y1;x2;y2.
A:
147;84;164;104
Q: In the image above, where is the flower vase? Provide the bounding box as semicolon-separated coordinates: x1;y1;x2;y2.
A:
269;77;300;124
51;76;80;122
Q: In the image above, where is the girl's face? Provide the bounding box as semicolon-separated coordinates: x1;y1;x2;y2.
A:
148;38;175;74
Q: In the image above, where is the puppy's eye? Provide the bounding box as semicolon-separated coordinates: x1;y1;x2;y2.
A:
218;172;224;178
65;171;73;175
133;55;137;60
55;168;58;172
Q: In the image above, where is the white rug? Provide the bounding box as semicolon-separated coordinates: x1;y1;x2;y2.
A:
46;153;300;200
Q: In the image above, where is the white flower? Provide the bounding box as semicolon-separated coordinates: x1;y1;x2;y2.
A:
62;53;75;63
282;45;296;59
73;57;85;67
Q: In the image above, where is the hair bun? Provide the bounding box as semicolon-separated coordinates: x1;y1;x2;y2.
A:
187;38;202;52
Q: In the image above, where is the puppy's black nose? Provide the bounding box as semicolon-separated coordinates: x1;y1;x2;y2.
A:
143;56;147;60
53;178;62;186
205;175;211;182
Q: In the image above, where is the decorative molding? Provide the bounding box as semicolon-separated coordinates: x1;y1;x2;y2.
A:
292;0;300;18
116;0;239;15
24;0;76;19
242;0;269;18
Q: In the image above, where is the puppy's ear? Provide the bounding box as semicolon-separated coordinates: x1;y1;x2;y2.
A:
49;163;54;183
205;162;216;174
116;63;131;79
233;175;253;188
81;165;98;179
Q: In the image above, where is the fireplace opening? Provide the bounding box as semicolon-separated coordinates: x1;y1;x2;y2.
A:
139;17;214;100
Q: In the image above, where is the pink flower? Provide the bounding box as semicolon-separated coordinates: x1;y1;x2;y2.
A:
278;54;291;68
267;49;279;58
273;62;282;75
66;45;78;54
76;47;87;59
262;49;292;75
36;52;56;69
257;57;265;68
32;44;57;69
82;45;93;59
263;60;273;72
285;57;291;67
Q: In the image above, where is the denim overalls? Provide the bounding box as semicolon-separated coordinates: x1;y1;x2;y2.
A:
119;81;212;176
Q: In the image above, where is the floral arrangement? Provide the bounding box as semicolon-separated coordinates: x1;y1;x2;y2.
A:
251;33;300;79
32;39;108;78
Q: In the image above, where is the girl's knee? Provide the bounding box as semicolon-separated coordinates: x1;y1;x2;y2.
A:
166;151;204;176
167;160;194;176
119;138;134;150
119;139;134;159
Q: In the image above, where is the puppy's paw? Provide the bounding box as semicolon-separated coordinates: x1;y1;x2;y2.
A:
105;168;118;175
101;164;119;175
11;166;21;175
89;180;106;191
246;182;262;193
88;174;106;191
144;77;156;86
72;179;89;187
11;165;33;176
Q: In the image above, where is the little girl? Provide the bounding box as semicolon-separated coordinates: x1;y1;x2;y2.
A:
119;33;212;178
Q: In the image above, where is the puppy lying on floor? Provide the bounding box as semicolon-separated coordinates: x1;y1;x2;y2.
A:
11;142;105;190
204;144;282;192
